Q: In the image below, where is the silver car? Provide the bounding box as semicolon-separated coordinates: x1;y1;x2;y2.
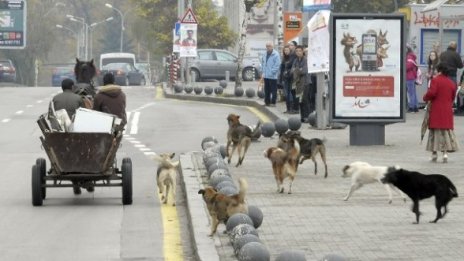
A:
190;49;260;82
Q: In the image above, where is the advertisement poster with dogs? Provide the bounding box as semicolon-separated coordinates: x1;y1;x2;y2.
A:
331;14;405;121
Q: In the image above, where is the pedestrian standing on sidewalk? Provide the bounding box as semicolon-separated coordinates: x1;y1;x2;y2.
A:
280;45;296;113
439;41;463;84
288;41;299;113
423;63;459;163
406;45;419;113
260;42;281;107
291;45;310;122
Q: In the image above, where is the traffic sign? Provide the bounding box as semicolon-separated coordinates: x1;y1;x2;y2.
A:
0;0;26;49
180;8;198;24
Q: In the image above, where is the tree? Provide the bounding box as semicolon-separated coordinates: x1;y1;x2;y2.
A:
332;0;411;13
132;0;237;55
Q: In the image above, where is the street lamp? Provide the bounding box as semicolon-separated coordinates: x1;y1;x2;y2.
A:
66;14;88;59
105;3;133;52
89;16;114;60
56;24;79;58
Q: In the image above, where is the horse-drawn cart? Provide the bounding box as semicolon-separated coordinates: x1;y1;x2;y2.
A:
33;114;132;206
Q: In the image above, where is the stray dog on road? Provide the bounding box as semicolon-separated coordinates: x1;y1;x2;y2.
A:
381;168;458;224
198;178;248;236
226;113;261;167
279;130;328;178
342;161;406;203
264;136;300;194
153;153;179;206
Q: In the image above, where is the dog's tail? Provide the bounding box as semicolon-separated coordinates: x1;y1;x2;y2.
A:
251;121;261;137
450;185;458;198
237;178;248;203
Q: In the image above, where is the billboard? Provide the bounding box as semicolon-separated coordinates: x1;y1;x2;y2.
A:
0;0;26;49
330;14;406;123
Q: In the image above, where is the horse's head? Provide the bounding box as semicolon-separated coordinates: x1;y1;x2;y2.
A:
74;58;96;84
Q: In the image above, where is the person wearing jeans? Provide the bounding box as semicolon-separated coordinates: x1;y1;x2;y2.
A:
406;46;419;113
260;42;281;106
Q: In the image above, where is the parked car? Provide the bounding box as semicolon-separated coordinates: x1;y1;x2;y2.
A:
98;63;146;86
0;59;17;82
135;62;151;85
51;65;75;87
190;49;261;82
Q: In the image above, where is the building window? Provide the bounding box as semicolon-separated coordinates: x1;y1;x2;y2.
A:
420;29;461;64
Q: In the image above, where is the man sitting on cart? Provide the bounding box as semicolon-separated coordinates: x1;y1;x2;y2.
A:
50;78;84;119
93;73;127;127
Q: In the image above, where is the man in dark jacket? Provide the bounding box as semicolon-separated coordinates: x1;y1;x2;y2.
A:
51;78;84;119
93;73;127;126
439;41;463;83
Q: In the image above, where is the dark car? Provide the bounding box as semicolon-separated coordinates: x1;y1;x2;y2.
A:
98;63;146;86
0;59;17;82
190;49;261;82
51;65;76;87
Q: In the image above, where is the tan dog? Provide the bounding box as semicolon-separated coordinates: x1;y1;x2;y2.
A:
198;178;248;236
226;113;260;167
264;137;300;194
153;153;179;206
279;130;328;178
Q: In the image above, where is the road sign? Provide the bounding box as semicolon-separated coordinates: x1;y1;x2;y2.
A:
0;0;26;49
180;8;198;24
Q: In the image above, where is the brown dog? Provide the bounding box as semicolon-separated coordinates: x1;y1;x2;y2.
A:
279;130;328;178
198;178;248;236
264;137;300;194
153;153;179;206
226;113;260;167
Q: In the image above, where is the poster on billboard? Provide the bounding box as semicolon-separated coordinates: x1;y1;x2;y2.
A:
0;0;26;49
307;10;330;73
179;23;197;57
330;14;405;123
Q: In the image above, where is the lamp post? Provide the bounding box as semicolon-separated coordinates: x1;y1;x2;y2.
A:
56;24;79;58
235;0;257;89
105;3;131;52
89;17;114;60
66;14;88;59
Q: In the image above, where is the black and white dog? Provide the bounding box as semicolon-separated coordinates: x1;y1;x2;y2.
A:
381;168;458;224
342;161;406;203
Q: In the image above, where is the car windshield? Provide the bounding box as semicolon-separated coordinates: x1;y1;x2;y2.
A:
103;63;132;72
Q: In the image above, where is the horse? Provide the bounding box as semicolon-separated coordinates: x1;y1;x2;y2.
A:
74;58;97;108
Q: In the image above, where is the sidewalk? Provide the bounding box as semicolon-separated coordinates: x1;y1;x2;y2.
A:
164;80;464;261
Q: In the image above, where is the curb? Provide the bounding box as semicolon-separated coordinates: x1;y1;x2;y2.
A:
171;88;281;261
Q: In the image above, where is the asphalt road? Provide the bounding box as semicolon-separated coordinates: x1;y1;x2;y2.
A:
0;85;250;260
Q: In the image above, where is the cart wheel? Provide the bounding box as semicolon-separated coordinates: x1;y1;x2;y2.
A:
122;157;132;165
122;160;133;205
31;165;43;206
36;158;46;199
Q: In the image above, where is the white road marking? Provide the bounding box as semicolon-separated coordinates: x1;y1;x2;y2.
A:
26;105;33;108
129;140;140;144
134;144;145;148
144;151;156;156
15;110;23;115
139;148;151;151
36;100;43;104
2;118;11;123
130;111;140;135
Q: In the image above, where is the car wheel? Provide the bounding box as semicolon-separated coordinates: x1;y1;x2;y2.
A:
140;78;146;86
242;67;255;81
190;68;201;82
125;77;130;86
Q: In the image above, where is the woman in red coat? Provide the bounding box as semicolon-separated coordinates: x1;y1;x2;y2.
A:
423;63;459;163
